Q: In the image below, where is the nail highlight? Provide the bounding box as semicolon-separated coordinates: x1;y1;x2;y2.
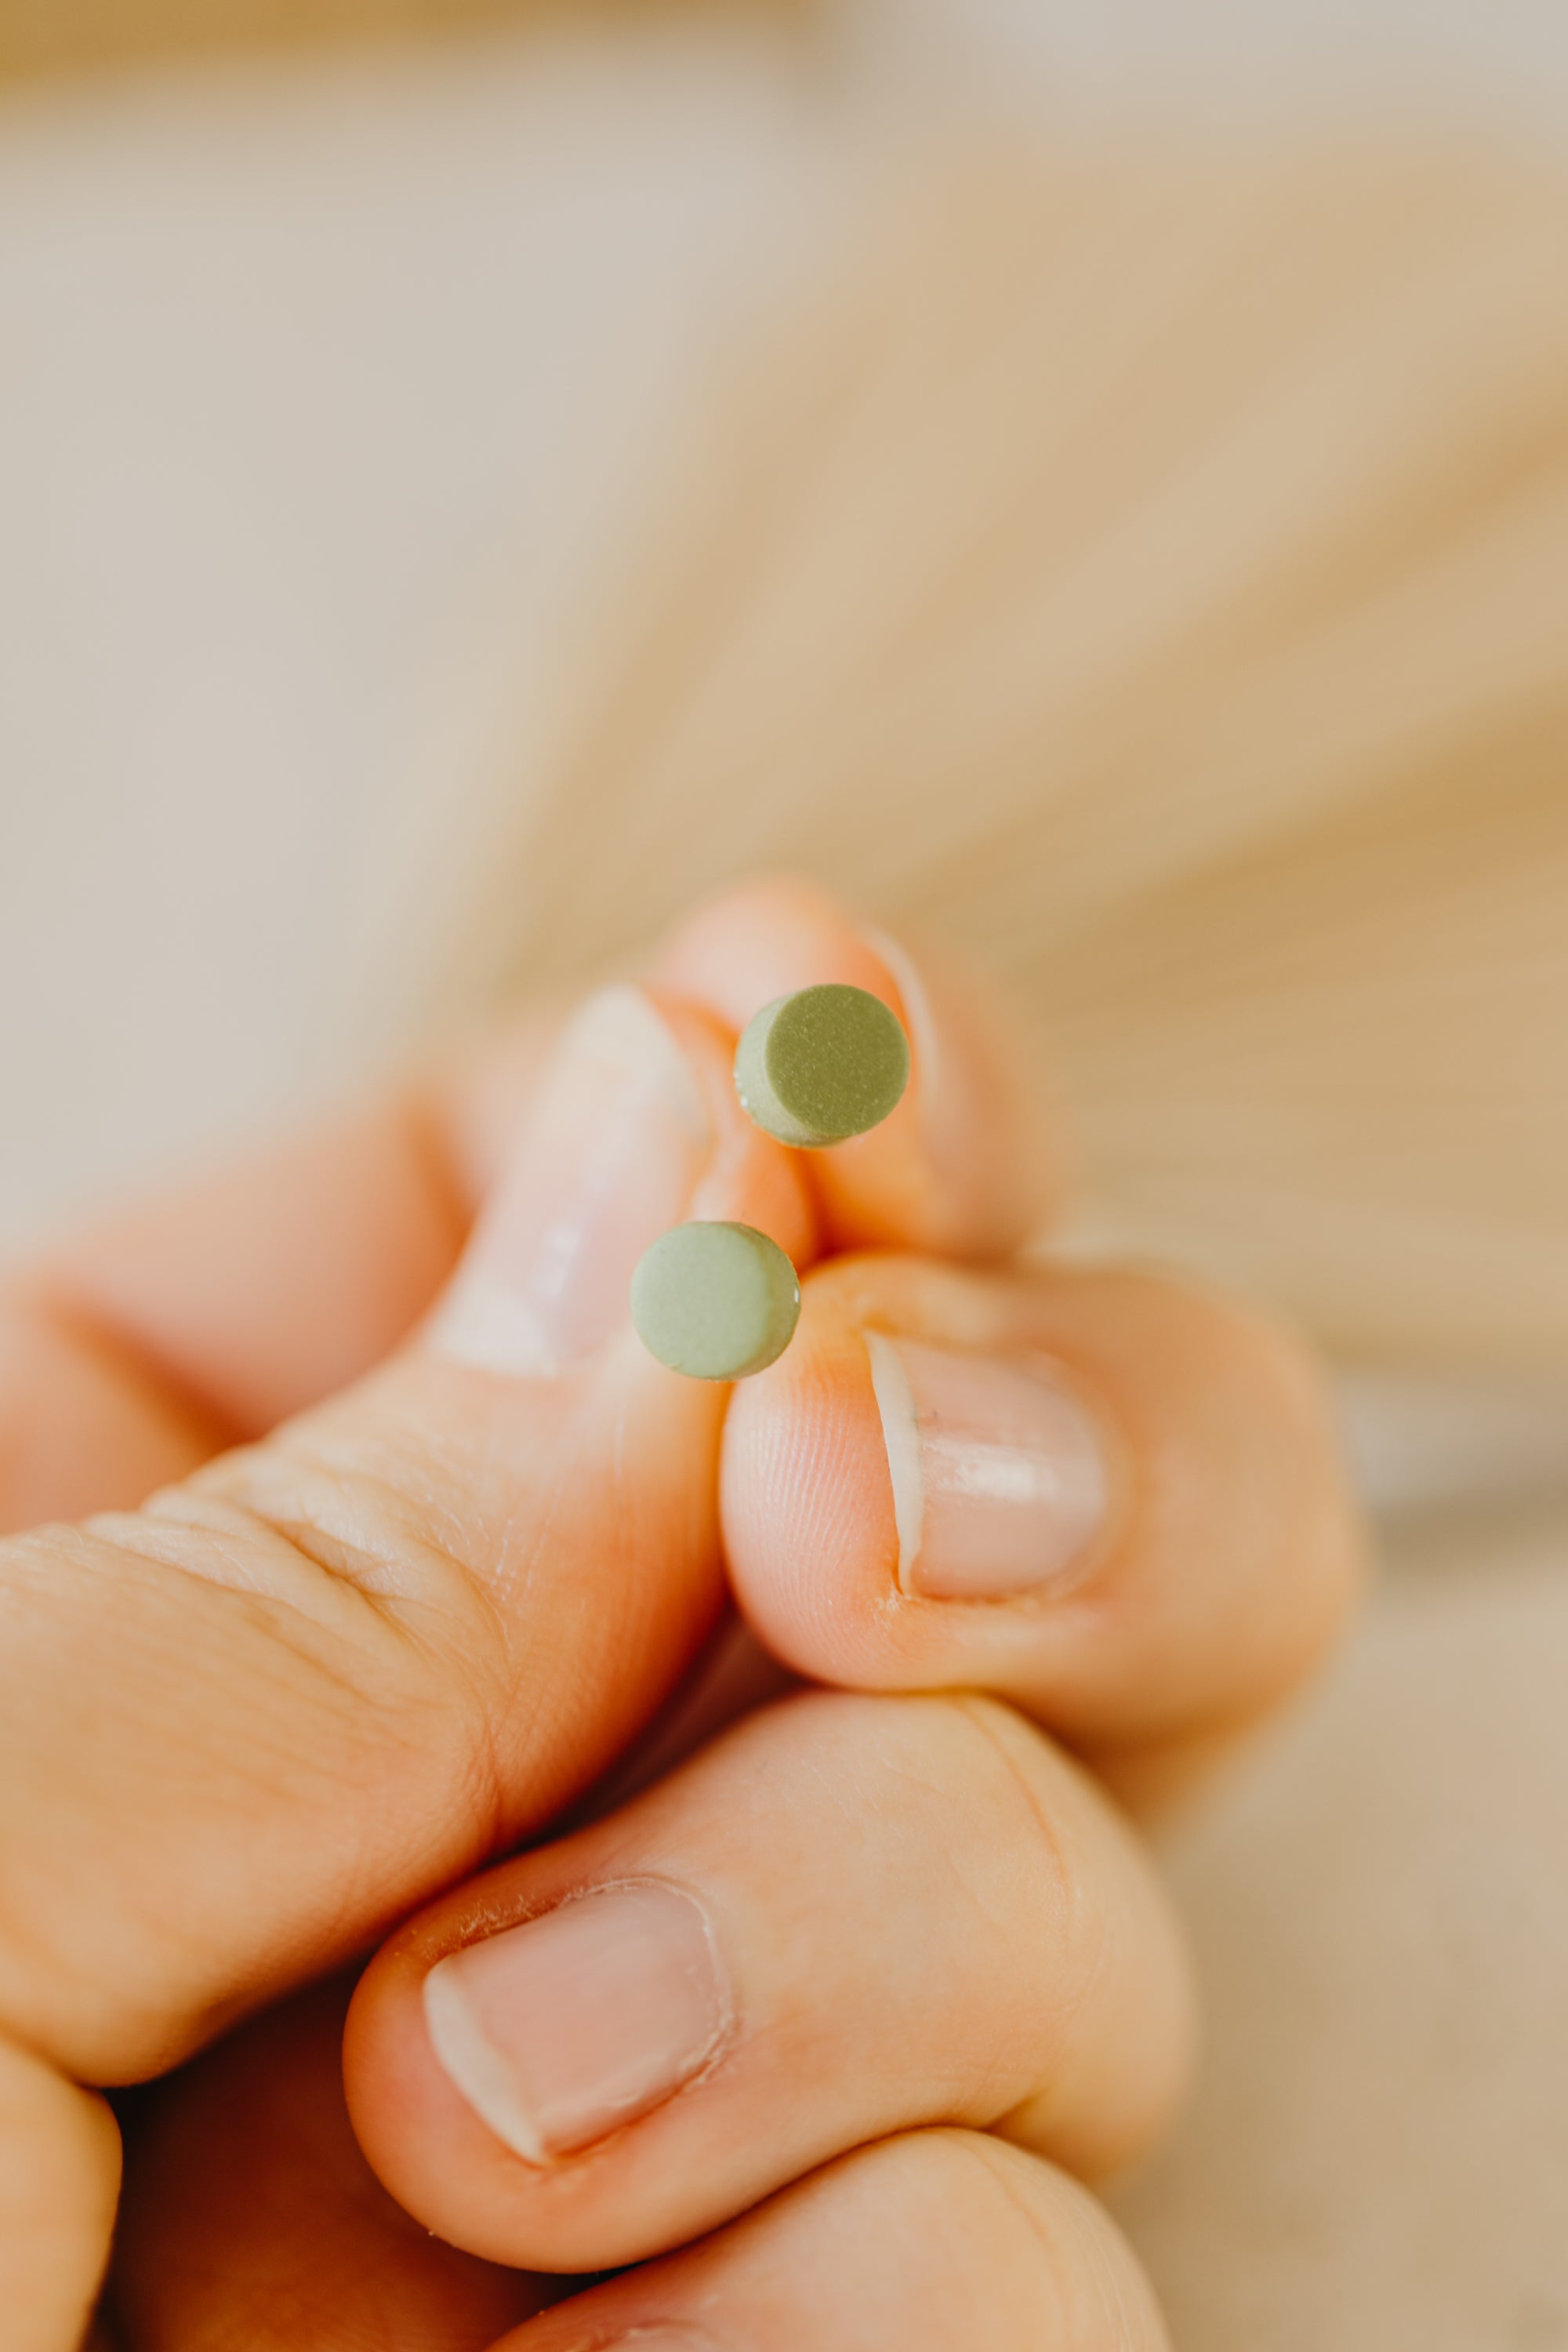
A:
423;1882;729;2164
866;1334;1110;1599
432;985;710;1377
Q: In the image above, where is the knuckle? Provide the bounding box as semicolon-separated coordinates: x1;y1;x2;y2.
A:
942;1698;1197;2151
879;1693;1103;2029
188;1418;512;1680
782;1690;1088;2002
941;1694;1083;1916
866;2130;1166;2348
1109;1267;1367;1679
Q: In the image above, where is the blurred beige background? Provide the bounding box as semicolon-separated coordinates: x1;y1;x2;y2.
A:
8;0;1568;1254
2;6;1566;2345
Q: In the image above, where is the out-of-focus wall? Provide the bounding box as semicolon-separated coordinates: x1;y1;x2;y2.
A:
859;0;1568;128
0;0;807;88
2;0;1566;1325
0;18;841;1246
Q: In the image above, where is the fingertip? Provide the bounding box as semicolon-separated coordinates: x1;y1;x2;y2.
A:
649;994;818;1270
652;874;894;1028
720;1259;908;1689
654;877;1058;1260
860;926;1061;1258
0;2036;120;2352
723;1249;1367;1785
343;1918;528;2266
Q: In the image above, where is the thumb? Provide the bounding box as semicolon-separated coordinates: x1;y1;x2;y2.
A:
0;983;811;2101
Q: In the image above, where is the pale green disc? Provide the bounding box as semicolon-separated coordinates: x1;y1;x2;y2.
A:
630;1221;801;1381
734;982;910;1149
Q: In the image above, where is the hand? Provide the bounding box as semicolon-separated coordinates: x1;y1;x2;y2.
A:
0;882;1361;2350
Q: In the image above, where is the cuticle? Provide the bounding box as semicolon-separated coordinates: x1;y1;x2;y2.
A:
858;1322;1137;1609
428;1872;739;2168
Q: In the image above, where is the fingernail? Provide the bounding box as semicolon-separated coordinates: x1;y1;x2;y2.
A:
433;985;711;1376
866;1334;1110;1599
423;1882;729;2163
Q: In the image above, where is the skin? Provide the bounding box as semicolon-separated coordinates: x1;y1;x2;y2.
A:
0;877;1363;2350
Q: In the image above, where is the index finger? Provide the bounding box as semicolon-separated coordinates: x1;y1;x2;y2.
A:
0;1016;560;1530
2;874;1048;1536
652;876;1058;1261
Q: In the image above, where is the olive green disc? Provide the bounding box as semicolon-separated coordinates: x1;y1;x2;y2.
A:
630;1221;801;1381
733;982;910;1149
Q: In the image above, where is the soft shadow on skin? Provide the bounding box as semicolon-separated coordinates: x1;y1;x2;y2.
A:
104;1973;554;2351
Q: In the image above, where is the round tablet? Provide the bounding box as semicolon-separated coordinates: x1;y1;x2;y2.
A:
733;982;910;1149
630;1221;801;1381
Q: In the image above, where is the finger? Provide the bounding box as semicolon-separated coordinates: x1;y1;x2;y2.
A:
0;985;812;2106
721;1254;1364;1809
2;865;1042;1523
0;1294;225;1537
0;1014;560;1530
2;872;1040;1531
0;2038;119;2352
652;874;1057;1258
107;1980;548;2352
506;2132;1167;2352
345;1690;1193;2274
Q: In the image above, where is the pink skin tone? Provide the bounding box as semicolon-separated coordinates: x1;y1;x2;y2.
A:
0;877;1359;2352
422;1883;730;2166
